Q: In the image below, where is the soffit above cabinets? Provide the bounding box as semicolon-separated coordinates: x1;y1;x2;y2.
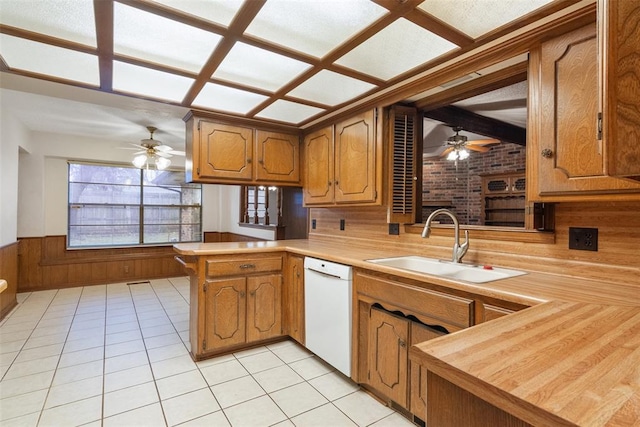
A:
1;0;576;128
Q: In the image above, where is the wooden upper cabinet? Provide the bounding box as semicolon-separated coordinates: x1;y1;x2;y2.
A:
185;115;301;186
302;109;382;206
255;130;300;184
600;0;640;181
334;109;379;204
196;121;254;182
528;19;640;201
302;126;334;205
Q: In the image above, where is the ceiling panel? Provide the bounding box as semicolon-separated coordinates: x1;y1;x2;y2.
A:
152;0;245;27
0;0;96;46
287;70;377;107
0;34;99;85
256;99;325;124
112;61;194;103
244;0;388;58
212;42;311;92
114;2;222;73
192;82;268;114
334;18;458;81
419;0;555;39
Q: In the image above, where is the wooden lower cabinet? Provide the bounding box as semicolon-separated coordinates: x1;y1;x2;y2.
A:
203;273;282;354
355;269;473;419
283;254;304;344
246;274;282;342
205;278;246;350
368;307;410;408
188;253;284;359
409;322;446;418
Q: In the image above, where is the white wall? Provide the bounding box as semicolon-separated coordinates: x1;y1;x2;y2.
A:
0;110;29;246
15;130;274;240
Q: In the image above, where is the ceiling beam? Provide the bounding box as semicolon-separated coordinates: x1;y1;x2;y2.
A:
423;105;526;146
94;0;114;91
414;61;528;111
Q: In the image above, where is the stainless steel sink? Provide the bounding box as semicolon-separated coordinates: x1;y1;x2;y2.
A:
366;256;526;283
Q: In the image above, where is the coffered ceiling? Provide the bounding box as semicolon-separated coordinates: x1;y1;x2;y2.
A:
0;0;577;131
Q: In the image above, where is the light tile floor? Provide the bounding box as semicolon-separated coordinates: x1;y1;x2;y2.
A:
0;278;415;427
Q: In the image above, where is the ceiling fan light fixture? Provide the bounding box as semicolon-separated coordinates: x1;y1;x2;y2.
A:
458;148;469;160
155;156;171;170
132;154;148;168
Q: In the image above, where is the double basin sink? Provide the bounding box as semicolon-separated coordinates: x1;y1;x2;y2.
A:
367;255;526;284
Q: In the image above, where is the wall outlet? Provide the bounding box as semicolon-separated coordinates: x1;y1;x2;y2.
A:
340;219;345;230
311;219;316;229
389;223;400;235
569;227;598;251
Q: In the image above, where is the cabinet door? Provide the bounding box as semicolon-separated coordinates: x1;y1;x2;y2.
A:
303;126;334;205
530;24;640;199
368;307;409;408
246;274;282;342
204;278;246;351
255;130;300;184
601;0;640;180
197;121;254;181
409;322;446;418
284;255;304;344
335;109;379;204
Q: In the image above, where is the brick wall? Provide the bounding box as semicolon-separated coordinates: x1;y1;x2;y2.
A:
422;142;526;224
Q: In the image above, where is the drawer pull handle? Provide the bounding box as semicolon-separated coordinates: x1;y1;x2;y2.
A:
239;264;256;269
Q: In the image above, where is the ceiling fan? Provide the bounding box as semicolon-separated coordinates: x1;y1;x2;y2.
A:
128;126;185;170
441;126;500;161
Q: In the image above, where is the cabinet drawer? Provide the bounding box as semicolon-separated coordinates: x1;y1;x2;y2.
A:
206;256;283;277
356;271;473;331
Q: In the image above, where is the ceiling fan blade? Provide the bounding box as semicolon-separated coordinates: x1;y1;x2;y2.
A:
466;138;500;146
155;151;173;158
166;150;185;157
155;144;174;152
467;145;490;153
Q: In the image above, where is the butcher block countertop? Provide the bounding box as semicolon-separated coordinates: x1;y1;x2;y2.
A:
411;301;640;426
174;239;639;307
175;239;640;425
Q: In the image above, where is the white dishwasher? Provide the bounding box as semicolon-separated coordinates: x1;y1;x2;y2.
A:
304;257;352;377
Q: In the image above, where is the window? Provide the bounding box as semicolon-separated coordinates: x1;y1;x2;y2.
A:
240;185;282;226
68;162;201;248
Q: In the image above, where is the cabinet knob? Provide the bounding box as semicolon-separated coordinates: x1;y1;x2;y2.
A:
399;339;406;348
541;148;553;158
250;290;256;296
239;291;246;297
328;181;332;186
335;180;339;186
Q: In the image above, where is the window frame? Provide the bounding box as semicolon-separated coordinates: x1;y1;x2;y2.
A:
67;161;202;249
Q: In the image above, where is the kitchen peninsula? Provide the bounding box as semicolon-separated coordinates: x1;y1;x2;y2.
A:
174;239;640;426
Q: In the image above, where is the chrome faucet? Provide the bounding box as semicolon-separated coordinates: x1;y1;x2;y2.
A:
421;208;469;263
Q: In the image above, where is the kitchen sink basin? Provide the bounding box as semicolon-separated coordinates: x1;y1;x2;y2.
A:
366;256;526;284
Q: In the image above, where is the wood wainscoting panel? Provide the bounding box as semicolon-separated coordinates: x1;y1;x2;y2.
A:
0;241;19;319
18;236;185;292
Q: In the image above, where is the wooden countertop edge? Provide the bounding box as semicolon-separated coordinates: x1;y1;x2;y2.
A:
173;240;639;307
